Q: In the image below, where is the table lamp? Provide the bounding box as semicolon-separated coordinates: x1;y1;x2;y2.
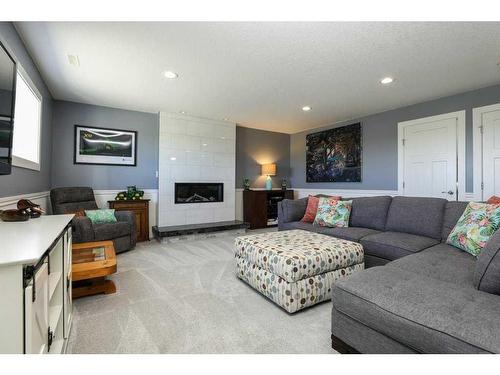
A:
261;163;277;190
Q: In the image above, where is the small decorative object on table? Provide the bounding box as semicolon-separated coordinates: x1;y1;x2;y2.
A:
0;199;44;222
114;185;145;201
281;178;288;191
243;178;250;190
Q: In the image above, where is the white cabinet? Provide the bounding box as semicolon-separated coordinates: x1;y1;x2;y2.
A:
0;215;73;354
25;262;49;354
63;228;72;340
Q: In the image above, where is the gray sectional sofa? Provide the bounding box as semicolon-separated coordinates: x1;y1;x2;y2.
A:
278;196;500;353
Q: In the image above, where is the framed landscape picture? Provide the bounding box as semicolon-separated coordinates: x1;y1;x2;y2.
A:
306;123;362;182
74;125;137;166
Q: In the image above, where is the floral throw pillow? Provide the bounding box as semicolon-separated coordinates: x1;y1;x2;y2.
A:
313;198;352;228
447;202;500;257
85;209;117;224
301;195;341;223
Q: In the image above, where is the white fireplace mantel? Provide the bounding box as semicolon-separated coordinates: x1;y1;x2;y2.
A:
158;112;236;227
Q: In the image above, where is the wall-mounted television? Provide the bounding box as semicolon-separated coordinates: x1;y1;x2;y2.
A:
0;40;16;175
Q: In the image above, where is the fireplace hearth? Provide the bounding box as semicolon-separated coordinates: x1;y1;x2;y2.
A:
175;183;224;204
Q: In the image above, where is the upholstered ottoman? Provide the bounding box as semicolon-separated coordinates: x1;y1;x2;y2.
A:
235;229;364;313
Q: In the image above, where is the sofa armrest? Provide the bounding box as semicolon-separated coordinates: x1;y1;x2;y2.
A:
278;198;308;226
114;210;137;246
72;216;95;243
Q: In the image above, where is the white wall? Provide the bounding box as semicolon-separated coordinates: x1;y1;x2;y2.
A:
158;112;236;226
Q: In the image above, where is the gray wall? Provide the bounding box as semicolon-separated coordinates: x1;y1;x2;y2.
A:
51;100;159;190
0;22;53;198
236;126;290;188
290;83;500;192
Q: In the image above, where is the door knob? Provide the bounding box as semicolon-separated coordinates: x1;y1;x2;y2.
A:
441;190;454;195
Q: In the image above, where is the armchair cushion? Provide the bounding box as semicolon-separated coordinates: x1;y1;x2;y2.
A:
94;222;132;241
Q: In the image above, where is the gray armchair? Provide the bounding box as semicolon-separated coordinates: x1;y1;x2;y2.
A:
50;187;137;253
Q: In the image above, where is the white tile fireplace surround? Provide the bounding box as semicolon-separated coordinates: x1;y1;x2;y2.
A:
158;112;236;226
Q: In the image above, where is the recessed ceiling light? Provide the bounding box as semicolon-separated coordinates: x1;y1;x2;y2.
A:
202;143;208;147
223;118;229;121
380;77;394;85
180;111;186;114
67;54;80;67
163;71;178;79
170;156;177;161
302;106;312;112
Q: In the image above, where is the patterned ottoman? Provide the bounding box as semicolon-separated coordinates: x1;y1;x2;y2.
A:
235;230;364;313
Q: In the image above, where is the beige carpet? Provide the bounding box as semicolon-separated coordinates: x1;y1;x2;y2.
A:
66;229;335;354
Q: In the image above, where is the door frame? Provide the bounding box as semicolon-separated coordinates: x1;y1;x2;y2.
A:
397;110;466;200
473;102;500;201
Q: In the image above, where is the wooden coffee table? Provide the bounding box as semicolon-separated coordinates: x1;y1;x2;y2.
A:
72;240;117;299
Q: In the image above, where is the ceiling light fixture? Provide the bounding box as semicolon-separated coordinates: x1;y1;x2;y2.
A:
163;71;178;79
180;111;186;114
380;77;394;85
67;54;80;67
170;157;177;161
302;106;312;112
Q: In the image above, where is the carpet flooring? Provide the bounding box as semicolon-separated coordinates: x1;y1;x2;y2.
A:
66;229;335;354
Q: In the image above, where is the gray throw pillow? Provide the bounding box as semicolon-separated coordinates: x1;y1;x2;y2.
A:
474;229;500;294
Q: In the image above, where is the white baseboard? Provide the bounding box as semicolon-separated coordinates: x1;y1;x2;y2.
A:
0;191;51;214
93;189;158;237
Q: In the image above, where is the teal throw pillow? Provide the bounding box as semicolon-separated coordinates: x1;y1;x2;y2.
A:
85;209;117;224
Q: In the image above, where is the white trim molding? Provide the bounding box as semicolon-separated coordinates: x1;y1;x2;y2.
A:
473;102;500;202
397;110;466;200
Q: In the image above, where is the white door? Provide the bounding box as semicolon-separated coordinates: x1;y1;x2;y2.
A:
25;262;49;354
481;108;500;200
399;111;465;201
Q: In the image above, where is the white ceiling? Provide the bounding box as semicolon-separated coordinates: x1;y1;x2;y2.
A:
14;22;500;134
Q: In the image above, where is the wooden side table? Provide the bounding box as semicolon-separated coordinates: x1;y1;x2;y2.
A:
72;240;117;299
108;199;150;242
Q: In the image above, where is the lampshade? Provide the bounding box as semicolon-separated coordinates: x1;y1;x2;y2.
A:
261;163;277;176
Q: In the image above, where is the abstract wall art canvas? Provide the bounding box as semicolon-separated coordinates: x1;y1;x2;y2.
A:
306;123;362;182
74;125;137;166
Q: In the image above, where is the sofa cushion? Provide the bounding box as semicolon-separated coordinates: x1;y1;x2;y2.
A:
320;227;380;242
93;222;131;241
441;201;468;241
474;229;500;295
288;221;324;233
282;198;308;223
331;266;500;353
385;196;447;240
350;196;392;231
360;231;439;261
388;243;475;287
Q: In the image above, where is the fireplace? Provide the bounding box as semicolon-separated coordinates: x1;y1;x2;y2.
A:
174;183;224;204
